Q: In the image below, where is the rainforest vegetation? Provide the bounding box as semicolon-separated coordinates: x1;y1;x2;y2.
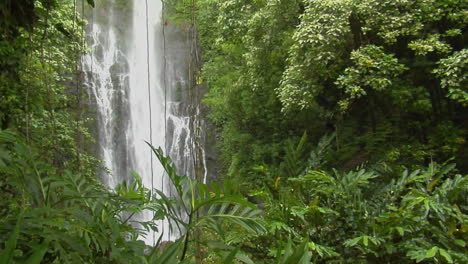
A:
1;0;467;263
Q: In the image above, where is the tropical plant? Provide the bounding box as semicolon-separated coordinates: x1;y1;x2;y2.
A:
247;157;467;263
146;144;266;263
0;129;268;263
0;129;152;263
185;0;467;187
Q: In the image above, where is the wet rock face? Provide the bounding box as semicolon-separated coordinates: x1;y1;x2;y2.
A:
162;23;210;181
198;102;221;183
84;0;218;245
163;23;220;183
110;60;130;180
84;0;218;188
82;1;134;186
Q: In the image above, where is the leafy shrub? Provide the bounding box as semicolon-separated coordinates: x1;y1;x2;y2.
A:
245;161;467;263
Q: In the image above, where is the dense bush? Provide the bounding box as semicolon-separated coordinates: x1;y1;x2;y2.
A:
169;0;468;262
0;130;265;263
248;158;468;263
185;0;467;185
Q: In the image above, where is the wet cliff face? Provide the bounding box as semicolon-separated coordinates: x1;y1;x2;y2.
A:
163;22;220;184
82;0;213;244
83;1;133;187
163;24;194;178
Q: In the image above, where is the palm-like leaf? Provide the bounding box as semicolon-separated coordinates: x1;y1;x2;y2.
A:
147;143;265;262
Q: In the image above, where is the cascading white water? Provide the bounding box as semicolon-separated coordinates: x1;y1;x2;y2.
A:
127;0;169;244
129;0;164;187
83;0;207;245
84;24;121;187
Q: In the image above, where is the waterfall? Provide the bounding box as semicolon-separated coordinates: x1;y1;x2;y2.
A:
82;0;205;245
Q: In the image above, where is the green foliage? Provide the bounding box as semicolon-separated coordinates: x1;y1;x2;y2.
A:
277;240;312;264
434;49;468;106
408;34;452;56
181;2;468;261
0;130;150;263
1;0;467;263
189;0;467;187
0;130;266;263
191;0;325;186
245;159;468;263
279;0;353;111
336;45;407;111
147;144;265;263
1;0;98;176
